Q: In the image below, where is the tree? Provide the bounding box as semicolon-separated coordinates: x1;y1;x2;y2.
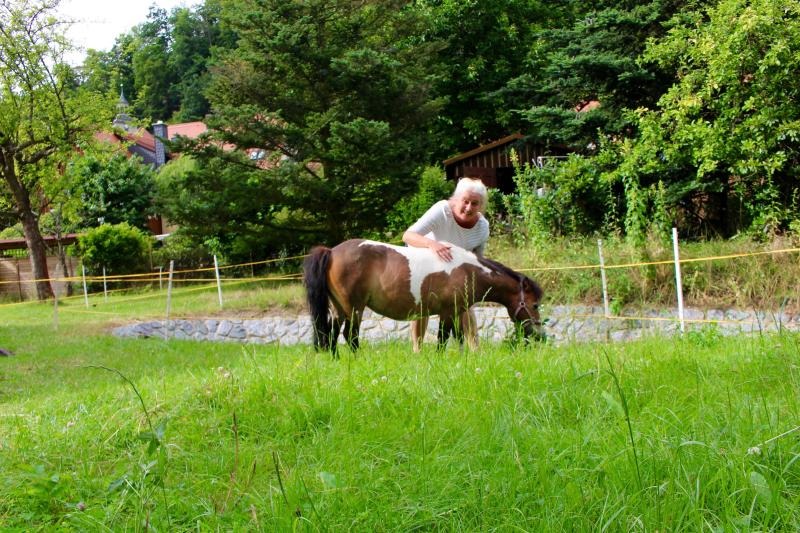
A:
77;1;236;123
66;152;157;230
0;0;105;299
610;0;800;237
170;0;444;256
515;0;712;151
417;0;560;156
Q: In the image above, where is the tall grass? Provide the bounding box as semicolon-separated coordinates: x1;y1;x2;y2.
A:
2;295;800;530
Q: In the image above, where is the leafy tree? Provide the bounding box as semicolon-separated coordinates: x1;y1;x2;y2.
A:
0;0;105;299
78;1;235;123
515;0;711;151
66;153;157;230
610;0;800;237
170;0;444;256
416;0;558;155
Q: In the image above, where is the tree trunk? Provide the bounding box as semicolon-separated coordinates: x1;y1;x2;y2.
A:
1;161;53;300
19;206;54;300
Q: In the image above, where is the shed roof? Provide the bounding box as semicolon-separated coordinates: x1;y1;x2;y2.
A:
443;133;525;166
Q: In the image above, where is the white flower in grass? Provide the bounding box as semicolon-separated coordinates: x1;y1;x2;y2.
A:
381;375;388;383
371;379;378;386
475;367;482;374
515;371;523;380
747;446;762;456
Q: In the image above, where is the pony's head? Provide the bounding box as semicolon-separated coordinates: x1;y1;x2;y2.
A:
510;275;545;342
477;256;545;342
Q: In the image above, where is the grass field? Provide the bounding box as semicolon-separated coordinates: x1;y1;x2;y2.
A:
2;285;800;531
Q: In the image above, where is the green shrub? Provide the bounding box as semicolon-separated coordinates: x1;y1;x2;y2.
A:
509;153;616;244
75;223;152;275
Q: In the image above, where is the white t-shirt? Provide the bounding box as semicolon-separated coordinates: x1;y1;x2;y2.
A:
407;200;490;255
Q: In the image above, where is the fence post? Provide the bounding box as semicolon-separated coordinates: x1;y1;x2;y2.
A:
165;260;175;340
82;265;89;308
53;284;59;330
102;266;108;302
672;227;686;333
157;266;163;290
214;255;223;308
598;239;610;317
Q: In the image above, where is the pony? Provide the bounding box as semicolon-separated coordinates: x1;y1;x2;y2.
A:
303;239;544;355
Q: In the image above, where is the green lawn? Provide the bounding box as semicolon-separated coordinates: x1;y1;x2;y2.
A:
2;288;800;531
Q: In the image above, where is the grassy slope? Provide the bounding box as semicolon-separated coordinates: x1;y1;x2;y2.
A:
2;291;800;531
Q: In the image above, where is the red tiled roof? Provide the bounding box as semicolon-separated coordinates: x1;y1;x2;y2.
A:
167;121;207;139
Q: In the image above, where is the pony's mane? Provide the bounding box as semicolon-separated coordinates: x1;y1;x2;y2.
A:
477;256;544;300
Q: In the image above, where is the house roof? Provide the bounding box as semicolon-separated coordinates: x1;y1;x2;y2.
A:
167;121;207;139
0;233;79;251
443;133;525;166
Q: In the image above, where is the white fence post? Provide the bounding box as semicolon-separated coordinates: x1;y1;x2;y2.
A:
672;227;686;333
598;239;610;317
157;266;163;290
165;260;175;339
214;255;223;308
53;284;59;330
102;266;108;302
81;265;89;308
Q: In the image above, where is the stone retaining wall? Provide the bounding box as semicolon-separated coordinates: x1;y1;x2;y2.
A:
112;305;800;347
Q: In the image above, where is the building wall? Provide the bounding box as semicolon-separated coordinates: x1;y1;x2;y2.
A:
0;255;79;300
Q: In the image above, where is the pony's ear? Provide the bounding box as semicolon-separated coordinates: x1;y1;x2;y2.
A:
525;277;544;300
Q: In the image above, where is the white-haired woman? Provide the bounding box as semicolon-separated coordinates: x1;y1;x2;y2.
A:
402;177;490;352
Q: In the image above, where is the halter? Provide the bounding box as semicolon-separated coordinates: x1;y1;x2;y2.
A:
512;281;543;328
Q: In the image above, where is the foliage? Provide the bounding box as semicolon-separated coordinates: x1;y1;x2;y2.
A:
508;152;617;243
513;0;708;151
65;153;157;230
75;223;152;275
78;1;235;122
610;0;800;237
416;0;559;155
156;152;294;262
151;232;213;271
383;167;454;239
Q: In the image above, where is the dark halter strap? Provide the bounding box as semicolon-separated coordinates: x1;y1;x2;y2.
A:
512;281;542;327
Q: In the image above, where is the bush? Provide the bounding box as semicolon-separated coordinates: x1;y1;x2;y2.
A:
509;153;616;244
75;223;152;275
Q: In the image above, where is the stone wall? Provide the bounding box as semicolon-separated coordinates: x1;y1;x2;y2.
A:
112;305;800;347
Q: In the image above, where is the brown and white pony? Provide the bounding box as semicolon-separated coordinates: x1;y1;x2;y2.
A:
303;239;544;355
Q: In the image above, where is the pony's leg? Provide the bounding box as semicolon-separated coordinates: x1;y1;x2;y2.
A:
458;308;479;351
411;317;429;353
328;315;343;358
342;309;363;352
437;315;454;352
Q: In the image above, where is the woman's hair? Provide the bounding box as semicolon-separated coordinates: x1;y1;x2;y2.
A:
452;177;488;206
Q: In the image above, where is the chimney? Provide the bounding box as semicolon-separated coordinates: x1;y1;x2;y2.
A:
152;121;168;167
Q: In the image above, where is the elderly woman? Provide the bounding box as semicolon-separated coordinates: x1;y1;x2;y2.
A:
402;177;490;351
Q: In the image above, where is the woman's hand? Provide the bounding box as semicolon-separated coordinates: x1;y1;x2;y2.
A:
402;231;453;262
428;240;453;262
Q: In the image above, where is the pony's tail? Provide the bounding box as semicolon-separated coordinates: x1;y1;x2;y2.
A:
303;246;333;350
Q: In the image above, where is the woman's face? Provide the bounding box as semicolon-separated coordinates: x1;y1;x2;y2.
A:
452;191;484;225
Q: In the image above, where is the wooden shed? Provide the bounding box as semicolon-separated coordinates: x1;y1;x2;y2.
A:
443;133;544;192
